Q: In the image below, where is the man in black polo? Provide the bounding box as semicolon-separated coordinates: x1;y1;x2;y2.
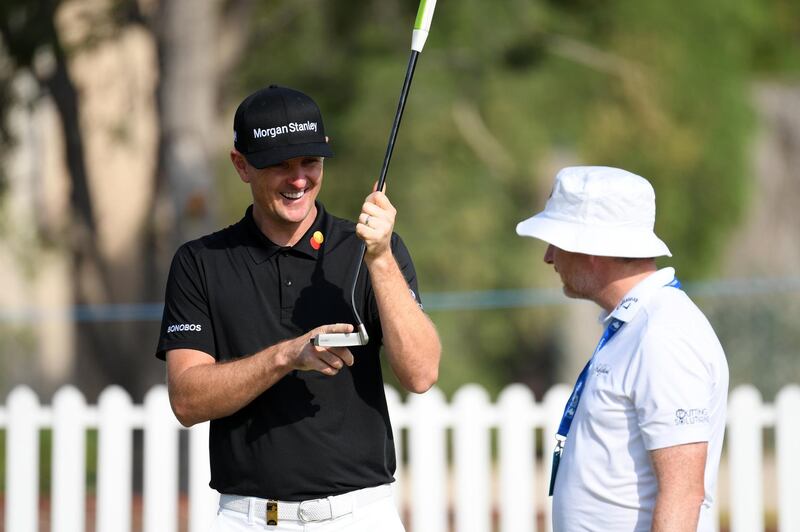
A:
156;85;441;531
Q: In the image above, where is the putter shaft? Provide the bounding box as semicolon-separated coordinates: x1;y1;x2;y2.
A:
348;50;421;328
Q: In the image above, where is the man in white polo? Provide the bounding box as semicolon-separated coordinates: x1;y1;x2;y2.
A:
516;166;728;531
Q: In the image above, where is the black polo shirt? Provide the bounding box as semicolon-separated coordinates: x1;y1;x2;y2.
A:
156;202;422;500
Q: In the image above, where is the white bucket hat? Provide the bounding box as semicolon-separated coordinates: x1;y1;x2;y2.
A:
516;166;672;258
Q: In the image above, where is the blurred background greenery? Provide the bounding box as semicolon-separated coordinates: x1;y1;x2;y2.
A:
0;0;799;404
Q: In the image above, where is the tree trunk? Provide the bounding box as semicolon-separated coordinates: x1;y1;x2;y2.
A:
723;83;800;277
154;0;220;248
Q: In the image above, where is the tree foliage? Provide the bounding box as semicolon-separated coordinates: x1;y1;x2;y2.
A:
1;0;798;396
226;0;798;395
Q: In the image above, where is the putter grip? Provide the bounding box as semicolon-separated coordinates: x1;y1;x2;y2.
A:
411;0;438;52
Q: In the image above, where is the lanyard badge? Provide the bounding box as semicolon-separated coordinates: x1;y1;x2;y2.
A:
548;435;566;496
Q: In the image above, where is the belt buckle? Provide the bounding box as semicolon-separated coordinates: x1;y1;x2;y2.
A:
298;498;327;522
266;500;278;526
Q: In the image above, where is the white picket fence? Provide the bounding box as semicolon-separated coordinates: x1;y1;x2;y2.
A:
1;383;800;532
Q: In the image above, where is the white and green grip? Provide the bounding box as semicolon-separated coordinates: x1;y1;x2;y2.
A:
411;0;438;52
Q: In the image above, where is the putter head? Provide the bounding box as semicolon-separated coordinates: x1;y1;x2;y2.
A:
312;324;369;347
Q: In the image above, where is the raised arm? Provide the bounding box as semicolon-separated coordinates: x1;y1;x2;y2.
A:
357;190;441;393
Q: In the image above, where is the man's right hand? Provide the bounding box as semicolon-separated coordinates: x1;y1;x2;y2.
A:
166;323;358;426
286;323;356;375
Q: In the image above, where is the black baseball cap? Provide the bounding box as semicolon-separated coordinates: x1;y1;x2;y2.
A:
233;85;334;168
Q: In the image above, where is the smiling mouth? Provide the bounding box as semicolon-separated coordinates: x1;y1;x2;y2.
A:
280;190;305;200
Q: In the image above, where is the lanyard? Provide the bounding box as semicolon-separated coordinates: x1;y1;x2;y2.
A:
548;277;681;496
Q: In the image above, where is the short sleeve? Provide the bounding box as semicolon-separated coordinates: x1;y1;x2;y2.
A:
155;244;216;360
391;233;422;307
631;328;714;450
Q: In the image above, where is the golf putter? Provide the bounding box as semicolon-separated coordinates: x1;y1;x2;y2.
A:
313;0;438;348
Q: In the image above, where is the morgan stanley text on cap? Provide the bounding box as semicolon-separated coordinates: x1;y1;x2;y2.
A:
515;166;672;258
233;85;334;169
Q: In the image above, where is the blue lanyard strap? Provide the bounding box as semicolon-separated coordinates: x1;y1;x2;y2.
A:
548;276;681;496
547;316;624;497
556;277;681;438
555;318;624;437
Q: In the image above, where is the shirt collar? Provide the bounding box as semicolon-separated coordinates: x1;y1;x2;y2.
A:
242;202;330;264
601;267;677;324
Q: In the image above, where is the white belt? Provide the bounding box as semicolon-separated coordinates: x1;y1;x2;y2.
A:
219;484;393;524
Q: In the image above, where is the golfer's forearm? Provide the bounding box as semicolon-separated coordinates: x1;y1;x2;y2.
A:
367;254;441;393
169;346;292;426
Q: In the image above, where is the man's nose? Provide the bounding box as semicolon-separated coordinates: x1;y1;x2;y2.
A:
287;163;307;186
543;244;555;264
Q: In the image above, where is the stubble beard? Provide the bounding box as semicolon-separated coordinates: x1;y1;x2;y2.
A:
561;271;598;302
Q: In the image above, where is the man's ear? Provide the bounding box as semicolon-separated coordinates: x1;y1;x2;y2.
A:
230;150;251;183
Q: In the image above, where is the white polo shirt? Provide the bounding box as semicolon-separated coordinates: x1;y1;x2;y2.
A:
552;267;729;532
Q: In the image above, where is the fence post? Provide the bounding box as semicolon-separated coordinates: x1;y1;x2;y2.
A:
143;386;179;532
498;384;536;532
385;385;405;511
542;384;571;532
97;386;134;532
453;384;492;532
5;381;800;532
408;386;448;532
776;384;800;532
188;420;218;532
5;386;40;532
727;385;764;532
52;386;87;532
